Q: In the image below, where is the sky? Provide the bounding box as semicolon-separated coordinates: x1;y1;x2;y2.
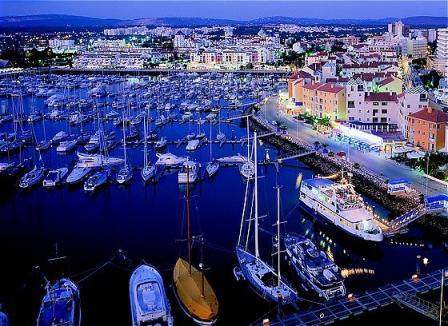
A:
1;1;447;20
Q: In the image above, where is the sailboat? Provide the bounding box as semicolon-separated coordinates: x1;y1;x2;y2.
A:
173;168;219;324
36;278;81;326
239;116;255;179
35;116;50;151
216;109;226;143
206;122;219;178
129;263;173;326
234;132;298;305
116;114;133;185
19;154;45;189
141;114;156;183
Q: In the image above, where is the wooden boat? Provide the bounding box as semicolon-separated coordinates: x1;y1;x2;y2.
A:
173;168;219;324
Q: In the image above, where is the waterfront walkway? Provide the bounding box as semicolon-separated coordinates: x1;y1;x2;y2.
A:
261;95;448;197
270;268;447;325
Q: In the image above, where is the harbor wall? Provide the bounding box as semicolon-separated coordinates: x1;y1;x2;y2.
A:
244;106;420;217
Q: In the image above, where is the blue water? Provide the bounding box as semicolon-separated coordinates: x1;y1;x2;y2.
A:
0;82;446;325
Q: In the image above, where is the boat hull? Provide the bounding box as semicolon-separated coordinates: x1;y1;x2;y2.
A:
299;196;383;242
130;264;173;326
173;258;218;325
37;278;81;326
235;247;298;305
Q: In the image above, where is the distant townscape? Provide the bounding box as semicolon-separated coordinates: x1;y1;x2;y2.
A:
0;10;447;326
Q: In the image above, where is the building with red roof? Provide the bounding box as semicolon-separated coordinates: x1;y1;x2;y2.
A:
406;107;448;151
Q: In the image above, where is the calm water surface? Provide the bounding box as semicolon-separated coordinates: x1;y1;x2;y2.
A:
0;83;446;325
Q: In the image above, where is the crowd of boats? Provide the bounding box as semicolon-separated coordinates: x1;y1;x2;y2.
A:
0;72;392;325
0;72;281;191
31;130;354;326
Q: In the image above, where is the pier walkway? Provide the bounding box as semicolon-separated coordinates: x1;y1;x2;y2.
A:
276;149;316;163
394;293;440;321
383;194;448;236
271;268;447;326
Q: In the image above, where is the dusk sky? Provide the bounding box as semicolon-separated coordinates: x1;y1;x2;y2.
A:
2;1;447;20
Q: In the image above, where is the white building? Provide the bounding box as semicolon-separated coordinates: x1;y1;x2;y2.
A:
224;27;234;38
104;26;149;36
403;37;428;58
174;32;186;48
257;47;273;64
292;41;304;53
433;28;448;77
48;39;75;49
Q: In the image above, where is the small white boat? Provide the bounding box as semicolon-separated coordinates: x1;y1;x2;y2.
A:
129;264;173;326
155;137;167;150
36;140;50;151
186;139;200;151
178;160;199;184
206;160;219;178
84;168;110;192
116;164;133;185
155;153;187;167
51;131;68;144
66;167;92;185
216;132;226;142
43;168;68;188
141;164;156;183
217;154;248;164
19;165;45;189
56;139;77;153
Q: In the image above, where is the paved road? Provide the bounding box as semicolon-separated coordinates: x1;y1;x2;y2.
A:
260;96;448;197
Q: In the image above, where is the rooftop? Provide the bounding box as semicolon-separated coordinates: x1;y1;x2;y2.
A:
409;107;448;123
365;92;398;102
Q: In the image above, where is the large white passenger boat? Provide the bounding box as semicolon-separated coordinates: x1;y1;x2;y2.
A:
299;177;383;242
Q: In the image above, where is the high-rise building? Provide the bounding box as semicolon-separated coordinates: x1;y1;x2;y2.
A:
173;32;186;48
387;21;410;37
224;27;234;38
48;39;75;49
433;28;448;77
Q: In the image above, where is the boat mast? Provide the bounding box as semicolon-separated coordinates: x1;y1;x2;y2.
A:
187;167;192;274
276;185;281;285
254;131;259;259
143;113;148;167
246;116;250;160
209;121;212;160
122;111;127;168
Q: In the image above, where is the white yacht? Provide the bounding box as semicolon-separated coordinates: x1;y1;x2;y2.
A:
155;153;187;167
66;166;92;185
177;160;199;184
43;168;69;188
51;131;68;144
56;139;77;153
185;139;200;151
75;152;124;168
216;154;248;164
299;177;383;242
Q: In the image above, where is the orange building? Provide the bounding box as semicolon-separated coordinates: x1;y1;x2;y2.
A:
288;70;313;105
302;83;347;120
406;107;448;151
